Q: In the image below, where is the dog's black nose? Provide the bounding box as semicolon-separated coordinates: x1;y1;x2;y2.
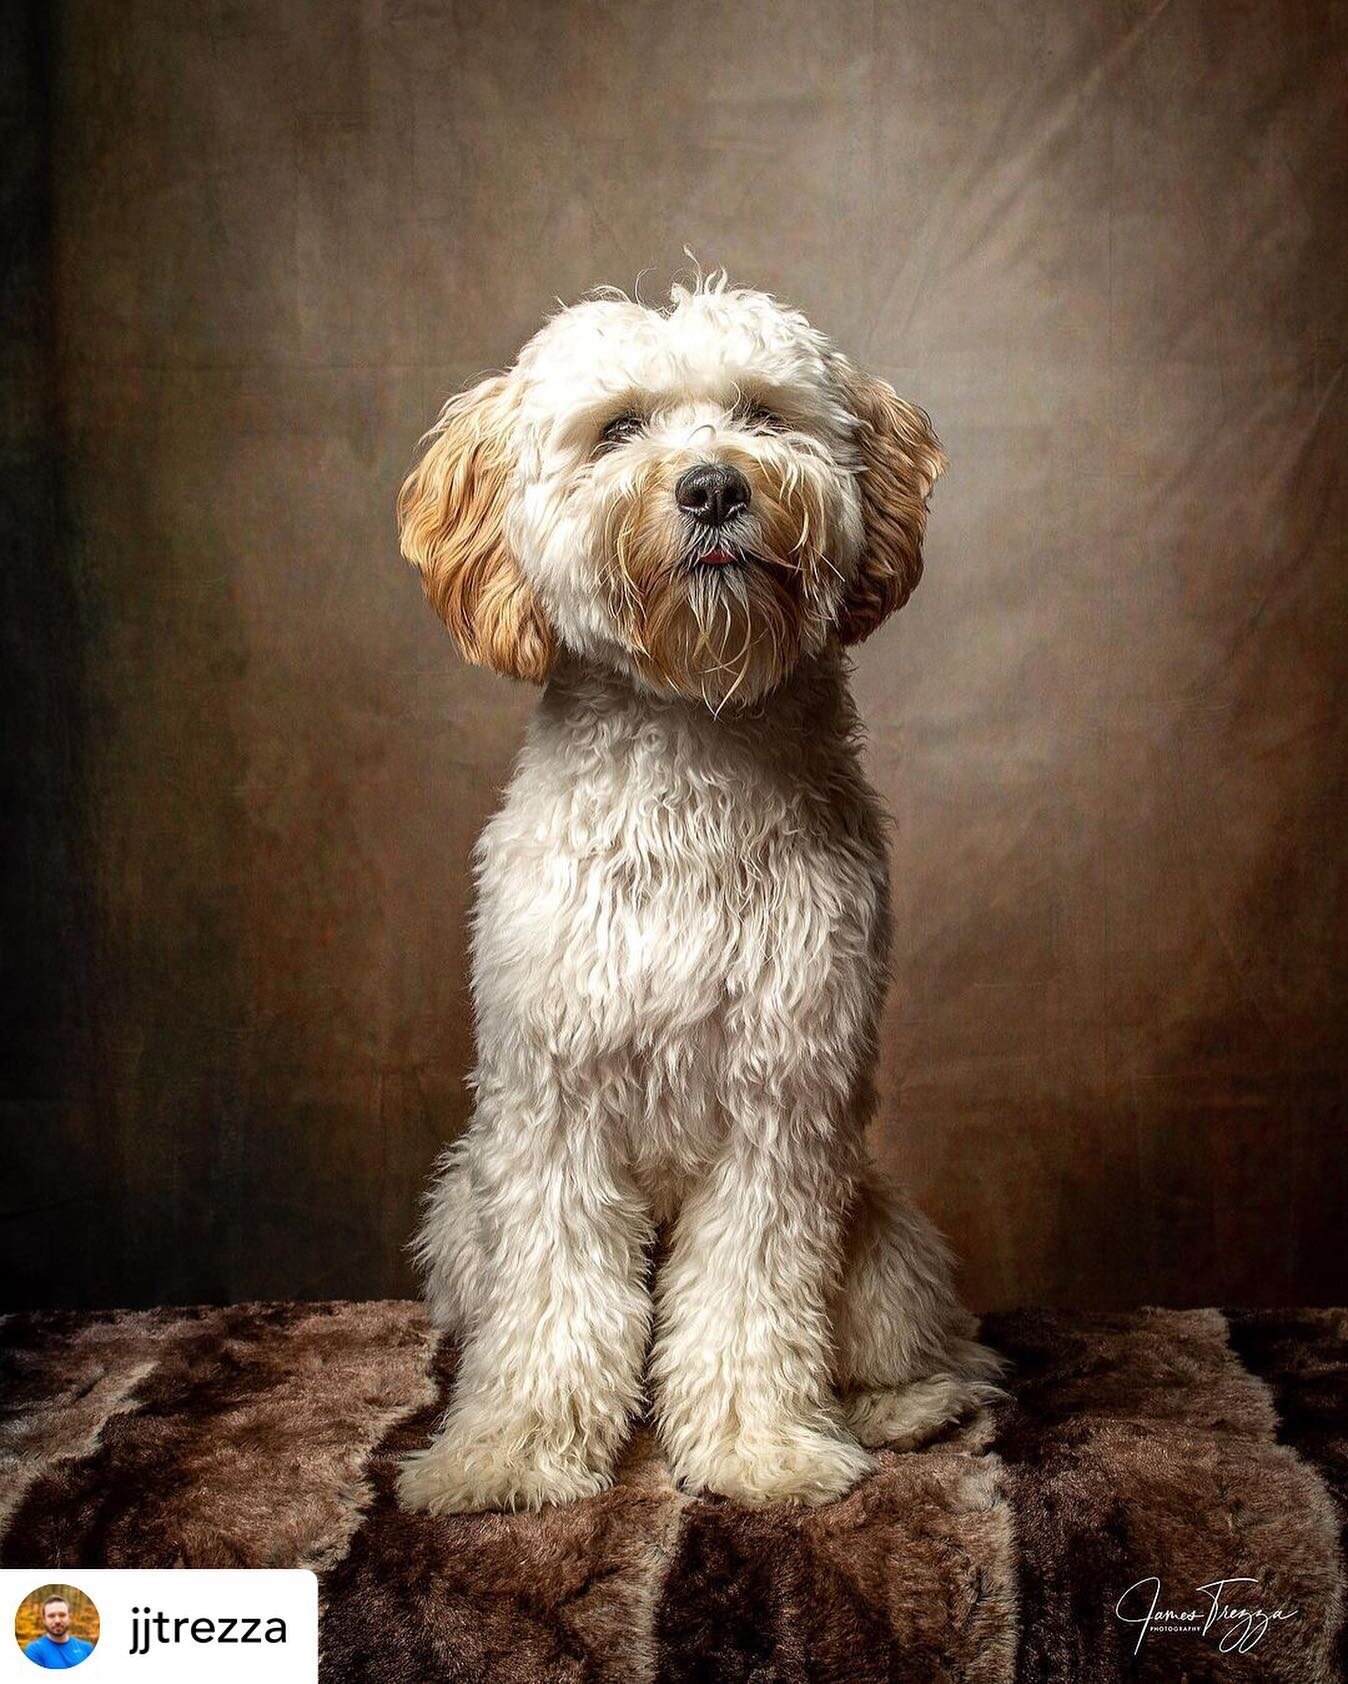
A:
675;463;751;526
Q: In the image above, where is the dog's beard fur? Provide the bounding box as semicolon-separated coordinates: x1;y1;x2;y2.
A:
598;447;840;709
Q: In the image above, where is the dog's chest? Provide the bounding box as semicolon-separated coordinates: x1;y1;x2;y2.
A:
474;713;887;1070
475;741;884;1193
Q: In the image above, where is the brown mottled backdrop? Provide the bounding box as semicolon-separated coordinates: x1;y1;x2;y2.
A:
3;0;1345;1314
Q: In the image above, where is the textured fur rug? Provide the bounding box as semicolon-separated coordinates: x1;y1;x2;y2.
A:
2;1302;1344;1681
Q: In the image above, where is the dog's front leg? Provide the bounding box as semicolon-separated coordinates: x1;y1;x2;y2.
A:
398;1082;652;1514
650;1115;873;1506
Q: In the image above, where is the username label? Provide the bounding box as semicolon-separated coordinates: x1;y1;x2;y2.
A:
4;1569;318;1681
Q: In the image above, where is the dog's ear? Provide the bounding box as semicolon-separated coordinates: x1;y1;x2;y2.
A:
398;374;555;684
836;366;947;646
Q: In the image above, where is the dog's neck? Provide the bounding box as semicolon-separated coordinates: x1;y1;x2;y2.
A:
515;639;876;818
536;639;866;771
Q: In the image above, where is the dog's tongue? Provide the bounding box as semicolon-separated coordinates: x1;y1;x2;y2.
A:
704;546;735;565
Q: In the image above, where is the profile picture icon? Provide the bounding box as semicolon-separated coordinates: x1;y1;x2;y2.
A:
15;1584;99;1669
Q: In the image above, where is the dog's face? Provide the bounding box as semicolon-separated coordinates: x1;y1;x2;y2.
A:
399;276;945;707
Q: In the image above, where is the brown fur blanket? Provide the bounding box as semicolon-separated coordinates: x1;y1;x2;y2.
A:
2;1302;1344;1681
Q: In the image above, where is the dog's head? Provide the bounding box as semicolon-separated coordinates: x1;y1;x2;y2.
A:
399;272;945;708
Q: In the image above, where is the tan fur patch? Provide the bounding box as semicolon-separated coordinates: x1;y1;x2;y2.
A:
398;376;555;684
837;370;946;645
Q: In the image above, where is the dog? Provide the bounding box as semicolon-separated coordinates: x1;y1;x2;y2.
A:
395;270;1002;1514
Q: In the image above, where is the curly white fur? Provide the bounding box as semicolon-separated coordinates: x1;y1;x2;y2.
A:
395;271;1003;1515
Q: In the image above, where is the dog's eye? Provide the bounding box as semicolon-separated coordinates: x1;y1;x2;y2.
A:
736;400;789;433
599;412;644;449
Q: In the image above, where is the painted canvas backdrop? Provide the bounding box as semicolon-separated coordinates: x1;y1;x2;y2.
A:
4;0;1345;1311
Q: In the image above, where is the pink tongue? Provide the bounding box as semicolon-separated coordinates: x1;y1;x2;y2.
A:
704;547;734;565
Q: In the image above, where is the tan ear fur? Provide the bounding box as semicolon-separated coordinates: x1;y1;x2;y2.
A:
838;368;947;646
397;374;555;684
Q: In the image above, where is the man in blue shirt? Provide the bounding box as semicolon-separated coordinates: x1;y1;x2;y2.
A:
23;1597;94;1669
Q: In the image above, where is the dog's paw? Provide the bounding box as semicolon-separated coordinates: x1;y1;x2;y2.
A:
396;1434;612;1515
840;1374;1004;1449
679;1423;875;1507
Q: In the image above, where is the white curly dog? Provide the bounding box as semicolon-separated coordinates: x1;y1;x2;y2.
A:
395;271;1002;1515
